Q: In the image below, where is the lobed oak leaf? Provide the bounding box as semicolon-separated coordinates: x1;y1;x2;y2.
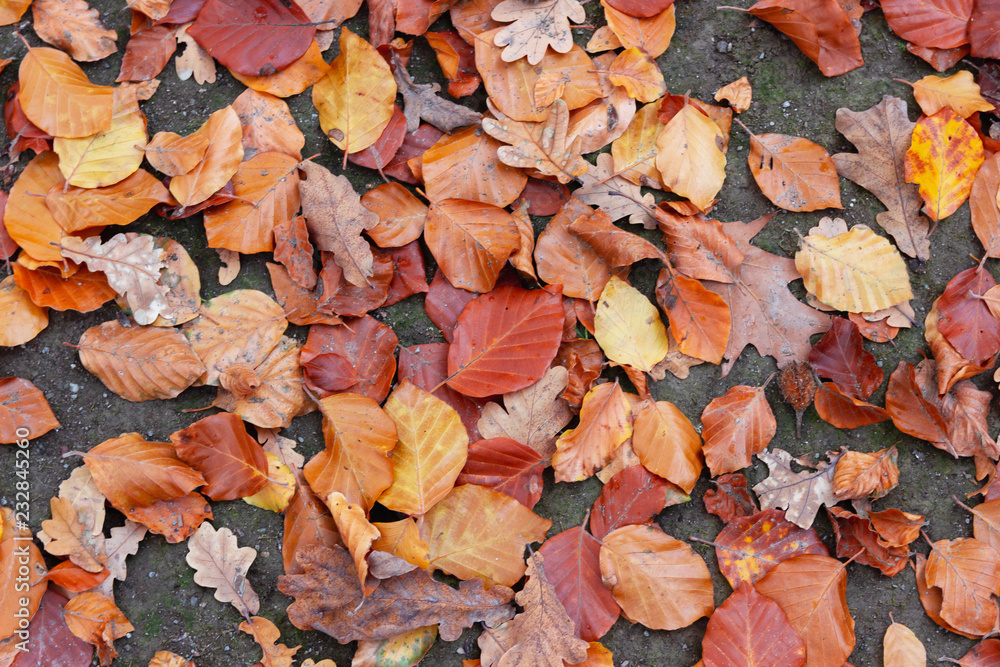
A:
279;544;515;642
477;366;573;458
590;465;688;539
239;616;299;667
753;448;842;529
601;0;676;58
755;554;856;667
62;592;133;666
186;522;259;616
490;0;585;65
594;276;670;373
0;377;59;443
478;552;590;667
96;520;146;598
701;383;776;476
552;381;632;483
631;400;702;494
703;473;758;523
174;23;216;85
655;100;727;211
599;523;714;631
41;497;105;573
575;154;656;229
745;130;842;211
393;57;483;133
18;46;113;138
905;108;985;222
483;99;589;184
701;582;806;667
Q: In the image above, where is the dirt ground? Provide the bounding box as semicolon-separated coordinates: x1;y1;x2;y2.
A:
0;0;994;665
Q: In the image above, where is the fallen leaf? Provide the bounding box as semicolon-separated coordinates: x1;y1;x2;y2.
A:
186;522;259;615
171;412;270;501
552;381;632;482
393;57;482;133
97;520;146;597
426;30;481;97
655;99;727;211
879;0;972;50
230;39;330;98
594;276;670;373
477;366;574;458
457;438;546;509
746;130;842;211
0;532;47;641
712;508;828;586
599;523;714;631
701;582;806;667
607;49;665;103
869;508;924;548
41;497;105;573
925;537;1000;636
905;70;995;118
703;473;758;523
372;518;430;570
701;383;776;476
118;23;177;82
601;0;675;58
239;616;299;667
32;0;117;62
490;0;585;65
611;101;664;188
905;108;985;221
354;626;436;667
809;316;882;399
175;23;217;84
0;377;59;443
714;76;752;113
753;448;842;529
483;99;589;184
8;590;93;666
590;465;688;539
422;124;527;207
146;130;209;177
231;89;305;160
655;270;731;365
827;507;908;577
936;267;1000;366
575;154;656;229
122;493;209;544
324;491;378;593
62;592;133;665
18;45;113;138
631;400;702;493
300;316;397;403
833;447;899;500
424;199;519;293
45;170;172;235
568;208;665;267
168;106;244;207
534;198;612;301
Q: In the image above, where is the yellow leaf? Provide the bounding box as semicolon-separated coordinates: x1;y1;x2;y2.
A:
372;518;430;569
53;87;147;189
552;381;632;482
906;70;995;119
594;275;669;372
656;101;727;210
904;108;985;221
169;106;245;207
715;76;752;113
379;380;469;516
243;452;296;513
612;101;664;188
607;48;666;104
325;491;379;592
421;483;551;587
313;28;396;153
795;225;913;313
883;621;926;666
632;400;703;494
18;45;113;138
354;626;437;667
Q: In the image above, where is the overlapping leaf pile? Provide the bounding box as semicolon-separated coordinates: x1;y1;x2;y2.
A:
2;0;1000;665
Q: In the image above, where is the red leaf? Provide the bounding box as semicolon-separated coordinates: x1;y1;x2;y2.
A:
301;316;397;403
886;361;951;444
605;0;675;17
936;267;1000;366
537;526;621;641
302;353;361;394
813;382;890;429
156;0;207;24
971;0;1000;59
512;178;572;216
589;465;686;539
5;81;51;155
827;506;909;576
117;24;177;82
384;123;444;184
348;105;407;171
703;473;759;523
12;591;94;666
425;268;478;342
447;285;565;397
713;508;829;586
382;241;429;307
456;438;546;509
879;0;973;50
808;316;882;399
170;412;269;501
744;0;864;76
398;342;487;440
701;582;806;667
187;0;316;77
950;639;1000;666
316;250;393;317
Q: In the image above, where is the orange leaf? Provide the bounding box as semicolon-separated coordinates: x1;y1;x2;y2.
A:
535;199;612;301
701;582;806;667
4;151;68;264
552;381;632;483
122;492;212;543
601;0;675;58
0;377;59;443
325;491;379;593
424;199;519;293
13;263;115;313
45;169;173;233
239;616;299;667
170;413;270;501
0;536;47;641
18;46;113;138
372;517;430;570
632;400;702;493
701;384;775;476
230;40;329;98
746;131;842;211
145;130;210;177
832;447;899;500
283;472;338;576
421;124;527;207
655;270;731;365
813;381;890;428
713;508;829;586
168;106;245;207
904;108;985;221
361;182;427;248
62;592;133;665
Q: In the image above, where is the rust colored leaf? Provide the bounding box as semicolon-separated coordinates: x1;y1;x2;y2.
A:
301;317;396;403
426;30;481;97
232;88;305;160
385;122;444;184
809;316;882;399
701;582;806;667
383;241;429;307
398;342;486;440
348;104;407;170
868;508;925;547
827;506;908;576
813;381;890;429
0;533;47;642
425;199;519;293
925;537;1000;636
239;616;299;667
0;377;59;443
701;384;775;477
937;267;1000;365
886;360;951;445
117;23;177;82
703;473;758;523
272;215;316;291
457;437;546;509
62;592;133;665
656;208;744;283
656;270;731;365
713;509;828;586
424;269;478;342
361;182;427;249
170;412;270;501
568;208;666;267
422;125;526;207
747;131;843;211
879;0;972;50
947;639;1000;666
279;545;515;642
283;473;338;576
122;492;212;543
11;590;93;665
833;447;899;500
590;465;687;539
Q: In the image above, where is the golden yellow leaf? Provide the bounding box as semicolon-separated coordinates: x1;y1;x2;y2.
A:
230;40;330;99
611;101;664;188
905;70;995;118
715;76;752;113
552;381;632;482
607;48;665;104
53;87;147;189
146;131;210;177
421;483;551;587
601;0;675;59
795;225;913;313
326;491;379;591
655;100;727;210
372;518;430;569
203;151;300;254
379;380;469;516
599;524;714;631
594;275;670;372
904;108;985;221
18;45;113;138
169;106;244;207
243;452;296;513
0;273;49;347
313;28;396;153
884;620;926;666
632;400;703;494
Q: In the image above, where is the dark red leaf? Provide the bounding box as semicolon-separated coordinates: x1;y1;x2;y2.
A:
456;438;546;509
808;316;882;399
827;506;909;577
302;353;361;394
604;0;675;18
348;106;408;171
425;268;478;342
301;316;398;403
11;591;93;667
5;82;52;156
713;508;829;586
316;250;393;317
117;24;178;82
156;181;240;219
589;465;687;539
937;267;1000;366
511;178;572;217
447;285;565;397
398;342;487;440
537;526;621;642
703;473;759;523
384;123;444;184
382;240;429;307
156;0;208;24
187;0;316;77
813;382;890;428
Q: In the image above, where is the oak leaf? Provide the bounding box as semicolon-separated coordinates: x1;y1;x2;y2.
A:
483;99;589;184
746;130;842;211
477;366;573;458
40;497;105;573
701;582;806;667
62;592;133;665
655;100;727;210
552;381;632;483
185;522;259;616
594;276;670;373
478;553;590;667
905;108;985;221
175;23;217;85
279;544;515;642
18;46;113;138
753;448;842;529
701;383;776;476
599;523;714;631
393;57;482;133
96;520;146;598
575;154;656;229
168;106;244;207
239;616;299;667
490;0;585;65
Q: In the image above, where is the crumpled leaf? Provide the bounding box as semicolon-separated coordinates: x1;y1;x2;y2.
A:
905;108;985;221
753;448;843;529
483;99;589;184
477;366;573;459
703;473;758;523
325;491;379;593
279;545;515;642
827;506;908;577
925;537;1000;636
239;616;299;667
62;592;133;666
185;522;259;616
393;57;482;133
491;0;586;65
552;381;632;483
168;106;244;207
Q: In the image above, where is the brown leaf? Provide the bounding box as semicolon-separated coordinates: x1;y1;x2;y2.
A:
656;208;744;282
279;544;515;642
753;448;842;529
483;99;589;184
833;447;899;500
301;317;397;403
272;215;317;291
568;208;666;266
477;366;573;458
925;537;1000;636
879;0;972;50
703;473;758;523
185;522;259;616
41;497;105;573
393;57;482;132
